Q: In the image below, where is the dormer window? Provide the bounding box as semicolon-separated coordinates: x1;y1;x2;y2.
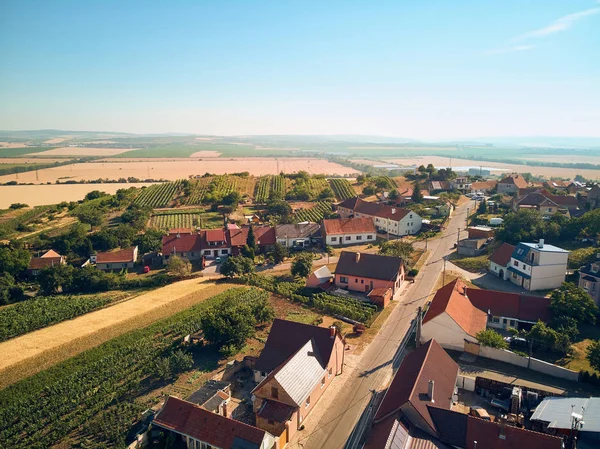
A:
592;263;600;273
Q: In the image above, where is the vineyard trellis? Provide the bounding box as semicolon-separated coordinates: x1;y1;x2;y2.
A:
0;288;268;449
254;175;287;203
149;212;202;229
328;178;356;201
133;180;183;208
185;175;256;205
293;201;333;223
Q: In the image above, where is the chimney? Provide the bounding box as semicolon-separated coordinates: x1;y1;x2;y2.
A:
355;252;361;263
538;238;544;248
391;208;396;215
222;400;228;418
329;326;336;339
176;233;181;239
428;380;435;402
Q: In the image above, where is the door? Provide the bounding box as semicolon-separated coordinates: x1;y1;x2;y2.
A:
213;250;218;257
498;269;504;279
365;284;369;293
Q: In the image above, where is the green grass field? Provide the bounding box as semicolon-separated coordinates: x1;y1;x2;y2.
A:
0;147;57;157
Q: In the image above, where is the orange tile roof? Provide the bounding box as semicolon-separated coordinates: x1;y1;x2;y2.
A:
322;217;376;235
488;242;515;266
499;174;528;188
40;249;62;258
422;279;487;337
96;247;136;263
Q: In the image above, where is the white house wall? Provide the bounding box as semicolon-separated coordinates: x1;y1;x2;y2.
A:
421;313;477;351
326;232;376;246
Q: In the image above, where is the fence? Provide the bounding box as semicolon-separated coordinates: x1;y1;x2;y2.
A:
478;345;579;382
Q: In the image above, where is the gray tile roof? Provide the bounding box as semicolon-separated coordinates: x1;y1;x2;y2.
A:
531;397;600;432
273;339;325;407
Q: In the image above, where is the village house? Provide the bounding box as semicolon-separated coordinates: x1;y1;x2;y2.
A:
588;184;600;209
488;242;515;280
512;190;580;217
162;230;203;262
457;226;495;257
579;260;600;306
94;246;138;270
543;180;578;194
471;179;497;194
27;249;66;276
334;251;404;297
507;240;569;291
275;223;321;248
421;279;552;350
427;180;452;193
186;379;231;417
251;319;344;447
153;396;276;449
450;176;472;193
305;265;334;290
420;280;487;351
364;338;562;449
336;197;422;236
497;174;528;195
321;217;376;246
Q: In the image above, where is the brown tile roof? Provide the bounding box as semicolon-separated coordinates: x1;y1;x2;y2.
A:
162;233;202;254
322;217;376;235
167;228;194;235
514;192;558;207
40;249;61;258
337;197;412;221
153;396;269;449
254;319;337;374
205;229;226;242
227;226;248;247
422;280;487;337
336;251;403;282
372;339;459;434
467;288;551;323
368;287;391;299
471;180;497;191
254;226;276;246
499;174;528;189
547;193;579;208
488;243;515;267
257;399;295;423
275;223;321;239
28;256;63;270
96;247;136;263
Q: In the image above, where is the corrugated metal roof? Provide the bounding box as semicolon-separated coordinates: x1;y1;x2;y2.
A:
531;397;600;432
519;242;569;253
312;266;333;283
274;339;325;407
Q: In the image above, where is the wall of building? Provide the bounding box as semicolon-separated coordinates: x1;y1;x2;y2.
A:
579;277;600;306
498;183;518;194
97;261;134;270
489;261;509;280
456;375;476;392
335;273;400;295
421;313;478;351
325;232;376;246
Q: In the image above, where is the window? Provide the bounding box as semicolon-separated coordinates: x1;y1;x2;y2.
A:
271;387;279;399
321;377;326;388
260;371;266;377
512;272;517;279
361;279;364;284
221;249;228;254
503;318;508;325
409;214;413;218
510;320;516;326
122;263;127;268
356;235;362;241
492;317;500;323
513;261;519;267
355;278;358;283
331;237;337;242
340;276;348;283
547;208;552;212
305;396;310;408
367;235;373;240
345;236;351;241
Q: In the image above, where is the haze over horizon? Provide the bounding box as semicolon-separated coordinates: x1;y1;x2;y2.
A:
1;0;599;139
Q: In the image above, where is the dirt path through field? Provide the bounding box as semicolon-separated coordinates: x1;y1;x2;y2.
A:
0;277;235;389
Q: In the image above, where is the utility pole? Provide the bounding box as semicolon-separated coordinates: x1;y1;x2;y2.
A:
425;237;428;251
527;335;534;369
416;306;422;347
442;256;448;286
457;228;461;247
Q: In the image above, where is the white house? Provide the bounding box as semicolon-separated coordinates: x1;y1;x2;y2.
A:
336;197;422;236
275;223;321;248
420;279;487;351
451;176;472;193
321;217;376;246
507;240;569;291
488;242;515;280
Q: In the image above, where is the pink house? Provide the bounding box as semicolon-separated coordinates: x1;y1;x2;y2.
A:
334;251;405;296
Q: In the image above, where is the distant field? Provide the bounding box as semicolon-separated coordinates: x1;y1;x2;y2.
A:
0;183;156;208
0;147;57;157
0;157;72;164
28;146;137;156
0;158;357;183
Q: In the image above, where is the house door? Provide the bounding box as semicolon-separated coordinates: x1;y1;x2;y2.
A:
365;284;369;293
213;250;219;257
498;269;504;279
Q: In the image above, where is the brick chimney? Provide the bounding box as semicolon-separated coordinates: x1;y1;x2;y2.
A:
222;400;228;418
329;326;336;339
355;252;361;263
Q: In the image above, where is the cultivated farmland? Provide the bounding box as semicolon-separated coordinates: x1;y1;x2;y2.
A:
329;178;356;200
293;201;333;223
254;175;288;203
133;180;183;208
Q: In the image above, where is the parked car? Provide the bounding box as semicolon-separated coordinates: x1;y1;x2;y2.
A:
504;336;528;349
469;406;491;421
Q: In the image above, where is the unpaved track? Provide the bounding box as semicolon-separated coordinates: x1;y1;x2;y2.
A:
0;277;233;389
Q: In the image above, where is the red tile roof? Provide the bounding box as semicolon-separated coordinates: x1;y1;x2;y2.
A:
488;243;515;267
422;280;487;337
167;228;194;235
323;217;376;235
254;226;276;246
368;287;391;298
162;233;202;254
227;227;248;247
153;396;269;448
337;197;411;221
467;288;551;323
40;249;62;258
28;256;63;270
373;339;459;434
96;247;136;263
499;174;528;189
205;229;226;242
471;180;497;191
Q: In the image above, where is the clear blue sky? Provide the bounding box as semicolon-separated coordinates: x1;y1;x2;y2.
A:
1;0;599;139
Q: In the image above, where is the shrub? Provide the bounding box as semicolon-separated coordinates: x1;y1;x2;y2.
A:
476;329;508;349
407;268;419;277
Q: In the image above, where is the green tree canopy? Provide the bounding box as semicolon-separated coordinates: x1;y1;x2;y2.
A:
220;255;255;278
0;246;31;278
412;181;423;203
586;340;600;371
379;240;414;268
246;226;257;250
270;243;288;264
291;252;314;278
550;282;598;327
166;256;192;278
476;329;508;349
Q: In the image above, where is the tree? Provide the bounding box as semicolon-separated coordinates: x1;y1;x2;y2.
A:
266;199;292;221
417;165;427;173
0;246;31;277
477;199;487;215
84;190;107;201
379;240;414;268
362;185;376;196
425;164;436;175
527;320;571;354
318;187;335;200
134;228;164;254
246;226;257;251
220;255;255;278
222;191;241;206
37;264;75;295
476;329;508;349
120;204;151;229
166;256;192;278
496;209;545;244
271;243;288;264
388;189;399;200
154;357;172;379
74;207;103;227
291;252;314;278
0;272;23;305
412;182;423;203
550;282;598;326
241;244;255;260
587;340;600;371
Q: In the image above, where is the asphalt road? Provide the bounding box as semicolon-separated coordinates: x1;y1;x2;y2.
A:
292;199;475;449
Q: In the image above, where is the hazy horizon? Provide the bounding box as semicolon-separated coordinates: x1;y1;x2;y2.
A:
1;0;599;139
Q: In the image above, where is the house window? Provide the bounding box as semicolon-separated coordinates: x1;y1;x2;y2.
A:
191;252;196;257
271;387;279;399
340;276;348;283
367;235;373;240
409;214;413;218
221;249;228;254
547;208;552;212
122;263;127;268
361;279;364;284
321;377;326;388
329;367;333;378
331;237;337;242
492;317;500;323
356;235;362;241
513;261;519;267
503;318;508;325
510;320;516;326
512;272;518;279
345;236;351;241
305;396;310;408
355;278;358;283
